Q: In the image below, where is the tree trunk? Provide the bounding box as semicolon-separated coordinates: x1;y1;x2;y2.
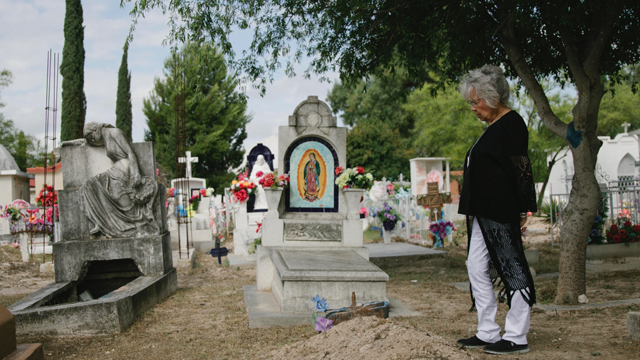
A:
554;135;601;303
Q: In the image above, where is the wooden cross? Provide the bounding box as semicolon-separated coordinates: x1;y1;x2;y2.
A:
178;151;199;178
416;182;452;221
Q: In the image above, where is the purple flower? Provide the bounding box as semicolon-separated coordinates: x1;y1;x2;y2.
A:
314;317;334;332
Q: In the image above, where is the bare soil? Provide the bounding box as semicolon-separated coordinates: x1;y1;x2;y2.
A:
1;232;639;360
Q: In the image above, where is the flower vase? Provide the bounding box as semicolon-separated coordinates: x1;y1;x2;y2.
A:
383;228;393;244
382;221;396;244
343;188;365;220
264;188;283;218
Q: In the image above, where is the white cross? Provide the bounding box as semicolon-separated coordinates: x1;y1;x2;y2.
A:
178;151;199;178
399;174;404;183
622;122;631;134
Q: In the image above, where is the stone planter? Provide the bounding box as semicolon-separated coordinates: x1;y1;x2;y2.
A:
586;242;640;272
264;188;283;216
343;188;365;220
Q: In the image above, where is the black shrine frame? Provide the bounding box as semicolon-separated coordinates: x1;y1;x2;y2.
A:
284;136;339;213
247;143;275;212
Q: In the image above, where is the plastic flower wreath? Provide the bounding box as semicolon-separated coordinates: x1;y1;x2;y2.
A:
35;185;57;207
429;219;457;249
311;295;333;333
335;166;374;189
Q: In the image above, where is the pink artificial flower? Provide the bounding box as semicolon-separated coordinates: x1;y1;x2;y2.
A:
256;171;264;178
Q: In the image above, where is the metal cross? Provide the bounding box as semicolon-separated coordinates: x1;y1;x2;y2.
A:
178;151;199;178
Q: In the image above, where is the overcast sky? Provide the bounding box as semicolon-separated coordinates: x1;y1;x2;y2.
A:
0;0;339;163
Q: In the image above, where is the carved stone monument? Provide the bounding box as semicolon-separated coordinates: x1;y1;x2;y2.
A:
8;123;177;336
250;96;388;317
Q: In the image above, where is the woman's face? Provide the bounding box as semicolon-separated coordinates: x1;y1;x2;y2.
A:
468;88;498;124
86;129;103;146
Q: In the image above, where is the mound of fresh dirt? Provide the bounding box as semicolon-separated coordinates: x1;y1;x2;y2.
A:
262;316;475;360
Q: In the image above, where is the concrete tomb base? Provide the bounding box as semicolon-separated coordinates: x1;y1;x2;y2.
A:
629;312;640;340
8;268;177;336
257;246;388;314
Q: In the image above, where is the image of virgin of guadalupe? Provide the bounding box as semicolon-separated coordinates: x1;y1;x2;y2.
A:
81;122;159;238
303;153;321;202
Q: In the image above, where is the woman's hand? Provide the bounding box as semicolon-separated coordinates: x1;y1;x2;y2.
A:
520;217;527;233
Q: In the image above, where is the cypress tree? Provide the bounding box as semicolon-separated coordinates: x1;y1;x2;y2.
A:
116;43;133;142
60;0;86;141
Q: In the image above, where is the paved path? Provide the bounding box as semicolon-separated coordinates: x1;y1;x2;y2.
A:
365;242;447;258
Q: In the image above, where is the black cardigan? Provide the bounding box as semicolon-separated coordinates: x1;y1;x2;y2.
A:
458;111;537;223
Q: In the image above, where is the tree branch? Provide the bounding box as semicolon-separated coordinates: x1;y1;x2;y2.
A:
493;11;567;139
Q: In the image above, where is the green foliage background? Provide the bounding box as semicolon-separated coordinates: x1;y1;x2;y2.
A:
116;43;133;142
143;42;250;194
60;0;86;142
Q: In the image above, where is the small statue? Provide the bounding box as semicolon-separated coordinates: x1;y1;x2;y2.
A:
81;122;159;238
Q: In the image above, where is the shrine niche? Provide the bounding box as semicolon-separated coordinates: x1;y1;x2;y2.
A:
284;137;338;212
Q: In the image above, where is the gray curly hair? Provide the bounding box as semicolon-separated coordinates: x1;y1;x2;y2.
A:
458;65;510;109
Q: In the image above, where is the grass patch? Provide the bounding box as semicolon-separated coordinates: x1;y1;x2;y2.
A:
536;281;558;304
0;294;28;308
0;245;21;262
363;229;382;244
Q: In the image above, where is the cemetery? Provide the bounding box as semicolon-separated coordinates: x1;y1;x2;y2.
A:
2;0;640;358
0;95;638;359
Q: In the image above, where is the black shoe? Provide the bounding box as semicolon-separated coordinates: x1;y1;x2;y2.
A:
483;339;530;354
457;335;494;349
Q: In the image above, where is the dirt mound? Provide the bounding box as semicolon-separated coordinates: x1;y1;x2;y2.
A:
262;316;475;360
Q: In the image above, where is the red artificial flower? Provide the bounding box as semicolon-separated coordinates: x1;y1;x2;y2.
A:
610;224;618;232
613;235;621;243
335;166;344;176
619;230;627;238
355;166;365;174
256;171;264;178
234;189;248;202
624;220;632;227
199;188;207;196
607;231;613;239
259;178;265;185
262;173;276;188
634;225;640;233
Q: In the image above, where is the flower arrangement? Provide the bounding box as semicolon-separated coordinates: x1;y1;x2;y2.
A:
606;218;640;243
167;188;176;198
189;194;201;212
0;242;20;250
429;219;457;249
375;203;402;231
230;179;256;203
311;295;333;333
258;171;290;189
335;166;374;189
35;185;57;207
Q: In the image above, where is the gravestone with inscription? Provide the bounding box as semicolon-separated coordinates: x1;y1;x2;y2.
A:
255;96;388;314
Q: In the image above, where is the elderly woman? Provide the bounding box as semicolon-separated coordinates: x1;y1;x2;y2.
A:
456;65;537;355
81;122;158;238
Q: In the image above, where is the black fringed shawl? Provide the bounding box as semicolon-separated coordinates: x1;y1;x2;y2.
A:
458;111;537;309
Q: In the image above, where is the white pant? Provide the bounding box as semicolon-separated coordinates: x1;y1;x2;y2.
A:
467;218;530;345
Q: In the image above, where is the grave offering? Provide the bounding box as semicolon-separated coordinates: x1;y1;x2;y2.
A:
8;122;177;336
253;96;388;316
